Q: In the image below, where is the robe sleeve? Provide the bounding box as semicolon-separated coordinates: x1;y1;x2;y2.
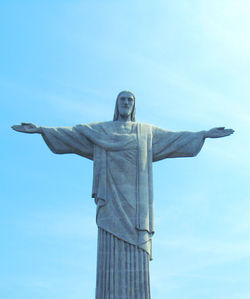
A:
41;126;94;160
152;126;206;162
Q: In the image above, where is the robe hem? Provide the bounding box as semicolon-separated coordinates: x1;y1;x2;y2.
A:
96;225;152;258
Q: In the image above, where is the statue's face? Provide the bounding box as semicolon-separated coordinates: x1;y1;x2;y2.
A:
117;92;135;119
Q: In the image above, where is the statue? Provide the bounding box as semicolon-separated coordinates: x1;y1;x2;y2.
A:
12;91;234;298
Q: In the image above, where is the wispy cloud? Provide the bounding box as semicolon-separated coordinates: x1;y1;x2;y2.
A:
198;0;250;60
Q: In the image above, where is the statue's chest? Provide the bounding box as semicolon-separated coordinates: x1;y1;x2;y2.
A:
113;123;136;135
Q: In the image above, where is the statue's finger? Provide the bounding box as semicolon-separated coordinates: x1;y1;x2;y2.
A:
12;125;22;131
223;129;234;136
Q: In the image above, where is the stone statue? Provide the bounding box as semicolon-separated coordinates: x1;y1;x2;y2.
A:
12;91;234;299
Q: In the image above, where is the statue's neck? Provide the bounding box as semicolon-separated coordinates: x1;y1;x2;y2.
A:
117;114;131;122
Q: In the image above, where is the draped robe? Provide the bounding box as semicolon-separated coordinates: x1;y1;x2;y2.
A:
41;121;205;298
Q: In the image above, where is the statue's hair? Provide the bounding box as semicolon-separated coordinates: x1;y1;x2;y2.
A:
113;90;136;121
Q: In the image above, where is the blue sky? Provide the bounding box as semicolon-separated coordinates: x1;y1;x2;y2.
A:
1;1;250;298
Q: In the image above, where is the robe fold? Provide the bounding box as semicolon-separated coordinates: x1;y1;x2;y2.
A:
41;121;205;259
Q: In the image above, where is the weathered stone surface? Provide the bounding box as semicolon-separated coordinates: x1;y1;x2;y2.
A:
12;91;234;298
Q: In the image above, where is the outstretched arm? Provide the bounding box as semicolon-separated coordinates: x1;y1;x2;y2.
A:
12;122;94;159
204;127;234;139
152;126;234;162
12;123;42;134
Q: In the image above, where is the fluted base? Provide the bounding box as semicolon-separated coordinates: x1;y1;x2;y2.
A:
96;228;151;299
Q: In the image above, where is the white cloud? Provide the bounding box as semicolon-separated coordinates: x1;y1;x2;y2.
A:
198;0;250;60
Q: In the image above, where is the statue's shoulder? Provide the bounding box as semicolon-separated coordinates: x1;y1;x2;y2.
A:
76;122;163;133
137;123;170;135
136;122;155;131
76;121;117;134
138;122;153;127
76;121;112;128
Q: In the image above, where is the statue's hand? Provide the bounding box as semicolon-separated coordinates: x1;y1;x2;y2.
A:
11;123;42;134
205;127;234;138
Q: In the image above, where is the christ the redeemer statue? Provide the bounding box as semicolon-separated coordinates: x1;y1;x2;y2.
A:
12;91;234;299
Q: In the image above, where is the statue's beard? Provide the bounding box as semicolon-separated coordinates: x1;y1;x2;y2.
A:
120;112;130;117
118;108;132;119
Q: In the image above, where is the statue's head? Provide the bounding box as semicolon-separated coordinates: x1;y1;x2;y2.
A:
113;91;136;121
